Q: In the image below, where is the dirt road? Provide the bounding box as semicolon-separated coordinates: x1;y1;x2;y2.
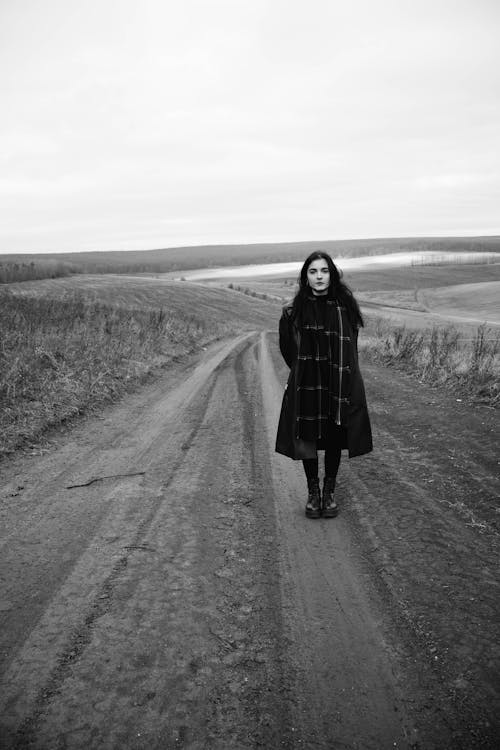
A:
0;331;498;749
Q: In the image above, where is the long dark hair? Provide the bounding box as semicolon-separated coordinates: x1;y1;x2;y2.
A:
290;251;364;328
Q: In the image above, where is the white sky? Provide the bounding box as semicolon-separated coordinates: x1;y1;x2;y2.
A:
1;0;499;254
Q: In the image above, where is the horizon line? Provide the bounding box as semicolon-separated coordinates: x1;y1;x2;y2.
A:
2;232;500;258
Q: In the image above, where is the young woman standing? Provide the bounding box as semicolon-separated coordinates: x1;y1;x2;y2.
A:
275;251;373;518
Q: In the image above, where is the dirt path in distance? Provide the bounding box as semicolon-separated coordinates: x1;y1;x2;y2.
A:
0;330;498;749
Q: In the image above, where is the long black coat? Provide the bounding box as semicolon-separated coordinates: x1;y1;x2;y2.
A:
275;304;373;460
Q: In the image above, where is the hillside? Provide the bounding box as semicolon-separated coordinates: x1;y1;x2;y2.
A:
4;274;279;326
1;236;499;282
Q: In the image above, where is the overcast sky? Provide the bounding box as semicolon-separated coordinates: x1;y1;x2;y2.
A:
1;0;499;254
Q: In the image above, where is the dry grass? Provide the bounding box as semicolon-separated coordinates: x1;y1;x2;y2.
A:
361;317;500;404
0;290;233;456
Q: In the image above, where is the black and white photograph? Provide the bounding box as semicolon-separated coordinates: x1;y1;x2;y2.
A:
0;1;499;748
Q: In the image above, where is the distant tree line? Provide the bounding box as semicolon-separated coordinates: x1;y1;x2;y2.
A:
0;259;83;284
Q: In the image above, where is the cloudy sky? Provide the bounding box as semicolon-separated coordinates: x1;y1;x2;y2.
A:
1;0;499;254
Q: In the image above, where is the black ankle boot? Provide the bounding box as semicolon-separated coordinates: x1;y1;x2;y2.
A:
322;477;338;518
305;478;322;518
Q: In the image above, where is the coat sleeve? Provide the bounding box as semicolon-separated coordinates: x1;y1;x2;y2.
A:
279;309;295;368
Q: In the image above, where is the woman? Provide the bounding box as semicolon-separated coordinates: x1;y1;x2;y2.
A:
275;251;372;518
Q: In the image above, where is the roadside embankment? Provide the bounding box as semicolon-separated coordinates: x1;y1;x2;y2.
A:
0;284;279;457
360;315;500;405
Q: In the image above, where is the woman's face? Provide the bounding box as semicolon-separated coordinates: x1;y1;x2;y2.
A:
306;258;330;295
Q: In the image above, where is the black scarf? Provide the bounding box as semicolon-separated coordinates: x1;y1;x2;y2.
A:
296;295;352;441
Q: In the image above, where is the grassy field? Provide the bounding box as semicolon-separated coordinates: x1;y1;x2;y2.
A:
419;281;500;322
6;274;279;321
347;279;500;325
0;279;278;456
